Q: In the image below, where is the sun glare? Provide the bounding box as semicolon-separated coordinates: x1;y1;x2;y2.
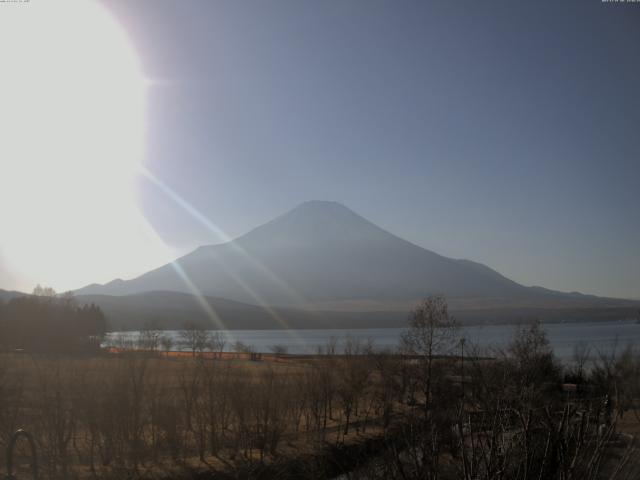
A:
0;0;170;292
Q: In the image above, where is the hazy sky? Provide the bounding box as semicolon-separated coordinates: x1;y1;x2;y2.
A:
4;1;638;298
104;0;640;300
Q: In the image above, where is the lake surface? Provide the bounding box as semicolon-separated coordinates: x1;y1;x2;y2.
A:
107;320;640;363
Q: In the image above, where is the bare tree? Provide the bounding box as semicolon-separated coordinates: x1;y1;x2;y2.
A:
160;335;174;356
233;341;254;354
401;295;457;409
139;324;161;352
270;344;288;356
32;284;57;297
209;331;226;358
179;322;211;357
507;320;561;406
571;340;591;381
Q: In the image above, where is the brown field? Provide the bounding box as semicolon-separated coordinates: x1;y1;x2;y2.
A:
2;316;640;480
0;349;400;480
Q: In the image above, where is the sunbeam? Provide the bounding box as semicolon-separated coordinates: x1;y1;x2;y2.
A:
138;166;309;305
168;261;228;331
139;166;311;340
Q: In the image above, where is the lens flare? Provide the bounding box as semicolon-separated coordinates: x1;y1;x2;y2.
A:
0;0;171;291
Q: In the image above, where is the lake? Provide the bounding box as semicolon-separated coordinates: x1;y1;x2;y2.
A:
106;319;640;363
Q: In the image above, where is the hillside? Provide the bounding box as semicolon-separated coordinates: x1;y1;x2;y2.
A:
0;289;27;303
73;290;640;331
75;290;408;331
76;201;628;312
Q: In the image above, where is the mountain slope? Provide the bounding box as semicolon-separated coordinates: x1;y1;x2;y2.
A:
74;201;627;309
75;290;640;331
0;289;28;302
75;290;411;331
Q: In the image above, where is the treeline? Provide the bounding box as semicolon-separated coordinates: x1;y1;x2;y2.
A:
354;297;640;480
0;296;638;479
0;341;390;479
0;287;106;353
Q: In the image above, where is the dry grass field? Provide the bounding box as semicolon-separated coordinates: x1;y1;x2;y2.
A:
1;349;401;480
2;303;640;480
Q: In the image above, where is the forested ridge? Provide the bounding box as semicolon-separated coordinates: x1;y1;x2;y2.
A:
0;286;106;353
